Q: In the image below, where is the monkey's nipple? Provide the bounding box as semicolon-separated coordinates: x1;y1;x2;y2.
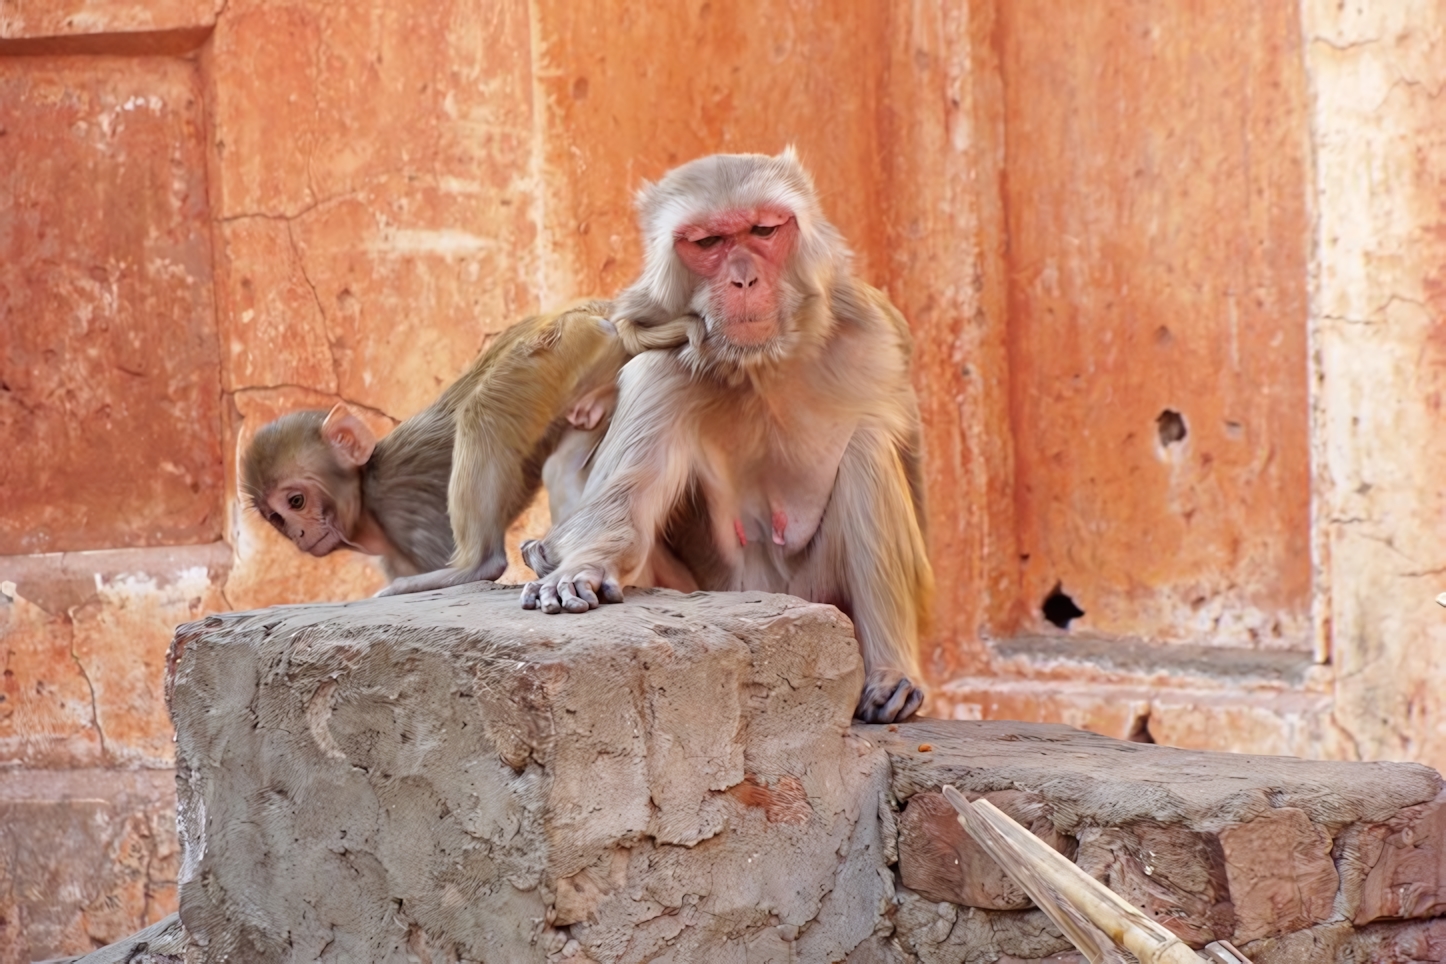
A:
734;520;748;547
771;511;787;547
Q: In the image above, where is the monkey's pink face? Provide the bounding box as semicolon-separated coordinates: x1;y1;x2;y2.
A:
673;207;798;347
260;482;347;557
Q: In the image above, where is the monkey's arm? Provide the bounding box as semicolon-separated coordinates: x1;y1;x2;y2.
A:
521;352;697;613
379;308;625;596
824;424;935;723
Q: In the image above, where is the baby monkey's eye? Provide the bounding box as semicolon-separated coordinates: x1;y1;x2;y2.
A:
751;225;777;237
288;493;305;510
695;236;722;248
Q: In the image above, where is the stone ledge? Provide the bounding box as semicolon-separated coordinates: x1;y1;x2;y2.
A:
990;636;1318;688
866;718;1444;954
931;676;1347;759
51;589;1446;964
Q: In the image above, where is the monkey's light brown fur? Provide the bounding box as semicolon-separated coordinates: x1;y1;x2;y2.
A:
524;149;933;724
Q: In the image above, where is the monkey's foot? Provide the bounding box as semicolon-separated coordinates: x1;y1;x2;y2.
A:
520;569;624;614
855;669;924;723
375;560;506;597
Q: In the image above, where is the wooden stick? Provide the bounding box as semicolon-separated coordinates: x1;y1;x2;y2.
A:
940;785;1219;964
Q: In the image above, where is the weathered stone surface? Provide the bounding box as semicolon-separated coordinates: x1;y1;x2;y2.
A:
1;544;230;767
1218;807;1338;942
899;789;1075;910
0;769;178;963
206;0;538;419
1306;0;1446;770
1075;821;1234;946
167;586;891;963
1239;917;1446;964
892;889;1074;964
866;719;1441;832
932;676;1348;760
0;56;222;556
866;719;1441;951
1338;789;1446;926
37;913;191;964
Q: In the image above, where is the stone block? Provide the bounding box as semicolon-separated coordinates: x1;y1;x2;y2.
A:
0;769;178;963
1218;807;1338;942
1339;789;1446;925
899;789;1074;910
891;889;1073;964
1237;917;1446;964
166;586;892;964
865;719;1440;831
1075;821;1234;946
864;718;1441;951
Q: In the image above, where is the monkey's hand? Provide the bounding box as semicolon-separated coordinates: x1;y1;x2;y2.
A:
519;539;556;577
520;567;624;614
376;560;506;597
856;668;925;724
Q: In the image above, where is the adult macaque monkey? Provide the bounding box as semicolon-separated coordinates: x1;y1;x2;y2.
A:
242;301;636;585
521;149;934;723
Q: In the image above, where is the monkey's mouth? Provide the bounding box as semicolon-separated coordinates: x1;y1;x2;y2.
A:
302;530;345;556
705;307;782;351
723;316;779;347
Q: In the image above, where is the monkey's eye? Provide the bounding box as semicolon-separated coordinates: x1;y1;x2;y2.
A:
695;236;722;249
750;225;777;237
288;493;305;510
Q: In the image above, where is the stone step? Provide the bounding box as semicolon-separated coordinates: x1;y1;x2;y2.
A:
860;718;1446;962
54;586;1446;964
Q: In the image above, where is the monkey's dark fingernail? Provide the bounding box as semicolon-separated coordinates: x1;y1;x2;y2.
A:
901;688;924;721
601;581;624;604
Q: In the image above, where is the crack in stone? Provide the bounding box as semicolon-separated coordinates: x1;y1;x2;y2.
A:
228;385;398;425
283;220;342;396
67;612;109;761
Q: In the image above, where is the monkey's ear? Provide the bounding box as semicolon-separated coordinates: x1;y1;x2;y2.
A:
321;403;377;468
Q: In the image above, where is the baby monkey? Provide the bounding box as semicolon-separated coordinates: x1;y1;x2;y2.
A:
241;301;632;586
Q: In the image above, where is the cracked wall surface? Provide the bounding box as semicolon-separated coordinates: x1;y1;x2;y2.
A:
1304;0;1446;765
4;0;1446;960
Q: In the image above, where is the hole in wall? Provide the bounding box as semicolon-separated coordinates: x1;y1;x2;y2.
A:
1127;712;1157;744
1156;409;1187;446
1041;583;1084;630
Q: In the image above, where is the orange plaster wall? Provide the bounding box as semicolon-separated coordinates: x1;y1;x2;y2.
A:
8;0;1446;957
0;56;223;555
995;1;1314;650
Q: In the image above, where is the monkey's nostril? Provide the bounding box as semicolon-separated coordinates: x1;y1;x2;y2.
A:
748;278;757;287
